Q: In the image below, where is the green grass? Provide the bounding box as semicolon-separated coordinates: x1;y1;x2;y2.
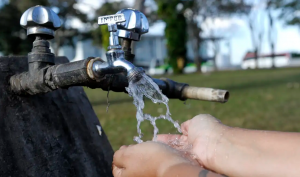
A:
84;67;300;150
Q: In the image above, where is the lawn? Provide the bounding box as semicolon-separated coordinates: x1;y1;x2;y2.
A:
84;67;300;150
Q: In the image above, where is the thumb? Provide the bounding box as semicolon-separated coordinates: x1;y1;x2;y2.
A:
113;148;127;168
181;119;191;136
112;164;124;177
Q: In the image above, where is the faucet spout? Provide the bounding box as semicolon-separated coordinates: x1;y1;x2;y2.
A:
113;58;135;72
104;48;142;80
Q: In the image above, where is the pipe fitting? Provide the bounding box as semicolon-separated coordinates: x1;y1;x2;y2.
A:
87;57;106;81
87;57;127;81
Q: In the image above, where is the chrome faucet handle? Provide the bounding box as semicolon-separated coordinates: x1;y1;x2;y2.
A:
116;9;149;41
98;14;126;47
20;5;61;39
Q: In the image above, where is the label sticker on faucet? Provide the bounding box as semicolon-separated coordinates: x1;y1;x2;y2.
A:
98;14;125;25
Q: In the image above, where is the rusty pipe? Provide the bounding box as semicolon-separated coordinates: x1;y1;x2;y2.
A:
10;57;230;103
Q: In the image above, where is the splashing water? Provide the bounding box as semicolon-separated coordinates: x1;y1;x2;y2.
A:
126;72;182;143
167;138;198;164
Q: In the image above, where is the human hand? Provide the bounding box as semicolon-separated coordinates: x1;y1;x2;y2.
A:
112;141;191;177
157;114;228;169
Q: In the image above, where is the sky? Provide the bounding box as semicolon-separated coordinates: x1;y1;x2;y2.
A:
212;12;300;65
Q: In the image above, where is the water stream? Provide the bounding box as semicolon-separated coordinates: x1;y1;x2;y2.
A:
126;72;182;143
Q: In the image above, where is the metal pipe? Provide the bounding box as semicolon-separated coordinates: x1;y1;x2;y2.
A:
121;39;135;63
91;60;127;78
112;58;135;72
121;38;131;51
181;86;229;103
10;57;230;103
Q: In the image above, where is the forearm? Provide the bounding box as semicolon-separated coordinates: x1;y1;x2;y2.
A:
160;163;225;177
212;127;300;177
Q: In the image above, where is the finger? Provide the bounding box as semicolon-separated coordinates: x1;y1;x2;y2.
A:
156;134;182;143
113;148;127;168
112;165;125;177
119;145;128;150
195;114;220;123
181;120;191;136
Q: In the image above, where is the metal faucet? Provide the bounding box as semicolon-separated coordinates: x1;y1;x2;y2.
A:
20;5;61;38
90;11;149;83
20;5;61;77
9;6;229;103
116;9;149;62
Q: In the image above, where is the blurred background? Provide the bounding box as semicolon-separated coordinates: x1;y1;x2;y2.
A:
1;0;300;150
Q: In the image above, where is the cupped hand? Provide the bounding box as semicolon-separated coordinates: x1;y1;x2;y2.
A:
112;141;191;177
157;114;228;169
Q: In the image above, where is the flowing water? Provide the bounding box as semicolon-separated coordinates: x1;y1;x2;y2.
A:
126;72;182;143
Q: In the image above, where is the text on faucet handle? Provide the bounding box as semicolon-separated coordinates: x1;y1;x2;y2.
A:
98;14;126;25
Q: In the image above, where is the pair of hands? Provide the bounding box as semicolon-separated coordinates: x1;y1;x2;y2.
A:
112;114;226;177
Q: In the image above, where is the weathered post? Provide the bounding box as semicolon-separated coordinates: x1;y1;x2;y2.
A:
0;5;114;177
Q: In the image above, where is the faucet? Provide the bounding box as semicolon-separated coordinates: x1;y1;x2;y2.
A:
9;6;229;103
117;9;149;63
90;12;147;83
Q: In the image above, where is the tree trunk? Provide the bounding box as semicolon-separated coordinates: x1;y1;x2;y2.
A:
271;43;275;68
131;0;146;62
254;48;258;69
268;8;276;68
133;0;145;11
189;21;202;73
193;37;201;72
54;33;61;56
212;39;220;71
248;17;258;69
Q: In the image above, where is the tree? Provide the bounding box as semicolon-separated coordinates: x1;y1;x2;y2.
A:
156;0;187;74
133;0;145;12
130;0;146;60
220;1;262;69
248;3;265;69
184;1;202;72
0;0;90;56
267;0;277;68
49;0;89;56
10;0;48;11
271;0;300;67
0;0;48;55
273;0;300;26
183;0;251;72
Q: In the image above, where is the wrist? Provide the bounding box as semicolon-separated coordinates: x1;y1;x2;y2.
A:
208;126;238;175
193;124;232;170
158;162;201;177
157;158;191;177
